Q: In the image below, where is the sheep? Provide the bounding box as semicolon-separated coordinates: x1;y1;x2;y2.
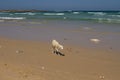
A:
52;40;63;54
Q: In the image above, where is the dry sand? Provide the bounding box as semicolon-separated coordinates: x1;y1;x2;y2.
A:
0;37;120;80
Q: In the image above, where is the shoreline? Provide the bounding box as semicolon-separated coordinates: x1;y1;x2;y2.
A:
0;20;120;52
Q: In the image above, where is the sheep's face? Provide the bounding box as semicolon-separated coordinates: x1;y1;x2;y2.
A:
59;45;63;49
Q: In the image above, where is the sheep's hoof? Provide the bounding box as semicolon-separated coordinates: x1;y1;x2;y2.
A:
53;51;65;56
56;51;65;56
53;51;56;54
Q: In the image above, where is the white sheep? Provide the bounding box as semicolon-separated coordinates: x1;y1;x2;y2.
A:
52;40;63;53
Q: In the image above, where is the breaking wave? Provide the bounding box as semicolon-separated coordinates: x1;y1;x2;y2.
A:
0;17;26;20
88;12;106;16
14;12;36;15
43;13;64;16
72;12;79;14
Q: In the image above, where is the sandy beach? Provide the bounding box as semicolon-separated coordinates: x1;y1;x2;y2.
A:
0;37;120;80
0;21;120;80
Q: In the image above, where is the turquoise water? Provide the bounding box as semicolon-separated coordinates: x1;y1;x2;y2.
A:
0;11;120;24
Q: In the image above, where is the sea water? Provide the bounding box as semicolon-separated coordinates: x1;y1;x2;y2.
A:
0;11;120;24
0;11;120;52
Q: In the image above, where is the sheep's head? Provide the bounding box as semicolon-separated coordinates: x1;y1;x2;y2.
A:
59;45;63;49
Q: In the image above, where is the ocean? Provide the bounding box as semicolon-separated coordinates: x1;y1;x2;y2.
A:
0;11;120;24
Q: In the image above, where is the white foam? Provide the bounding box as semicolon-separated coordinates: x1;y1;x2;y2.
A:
109;15;120;18
44;13;64;16
88;12;106;16
107;18;120;23
73;12;79;14
0;17;26;20
15;12;36;15
27;12;36;15
63;17;67;19
97;18;120;23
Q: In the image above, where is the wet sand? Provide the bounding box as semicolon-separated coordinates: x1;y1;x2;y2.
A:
0;21;120;80
0;20;120;51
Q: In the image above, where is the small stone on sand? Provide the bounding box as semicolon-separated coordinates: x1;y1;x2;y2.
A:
99;75;105;79
41;66;45;70
4;63;7;66
83;27;91;30
16;50;24;54
63;17;67;19
90;39;100;43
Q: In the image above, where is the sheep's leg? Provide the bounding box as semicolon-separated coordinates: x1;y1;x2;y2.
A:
52;50;55;53
55;48;59;52
52;46;55;53
52;46;59;55
52;48;57;54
